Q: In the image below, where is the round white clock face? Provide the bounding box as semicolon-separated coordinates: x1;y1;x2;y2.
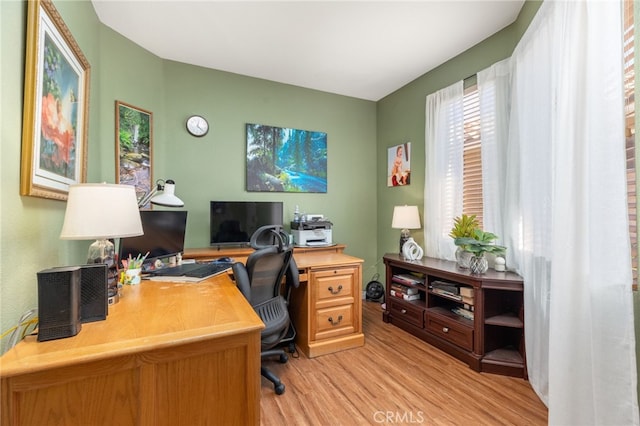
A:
186;115;209;137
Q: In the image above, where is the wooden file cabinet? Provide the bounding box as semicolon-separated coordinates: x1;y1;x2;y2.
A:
290;253;365;358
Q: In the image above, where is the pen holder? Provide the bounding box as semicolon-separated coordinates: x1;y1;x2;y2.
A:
124;268;142;285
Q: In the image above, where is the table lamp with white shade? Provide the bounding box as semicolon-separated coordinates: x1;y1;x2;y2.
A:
391;205;421;255
60;183;143;304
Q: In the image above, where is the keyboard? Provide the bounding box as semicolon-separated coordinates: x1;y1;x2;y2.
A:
148;262;232;280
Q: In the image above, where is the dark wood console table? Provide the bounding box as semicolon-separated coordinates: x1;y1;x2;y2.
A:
383;254;526;378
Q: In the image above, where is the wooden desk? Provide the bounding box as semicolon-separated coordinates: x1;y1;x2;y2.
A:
183;246;365;358
0;275;264;426
184;244;346;266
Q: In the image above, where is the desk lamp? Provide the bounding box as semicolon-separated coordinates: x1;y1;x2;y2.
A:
391;205;421;255
60;183;143;303
137;179;184;208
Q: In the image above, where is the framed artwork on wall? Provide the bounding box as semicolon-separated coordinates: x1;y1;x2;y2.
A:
115;101;153;208
388;142;411;187
20;0;91;200
246;123;327;193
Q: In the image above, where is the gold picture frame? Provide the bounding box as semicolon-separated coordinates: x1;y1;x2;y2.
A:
115;101;153;208
20;0;91;200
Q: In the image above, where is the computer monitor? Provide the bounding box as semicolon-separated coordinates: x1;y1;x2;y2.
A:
118;210;188;268
209;201;283;246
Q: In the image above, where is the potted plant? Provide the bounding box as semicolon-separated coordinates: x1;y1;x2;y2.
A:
449;214;479;268
454;229;506;274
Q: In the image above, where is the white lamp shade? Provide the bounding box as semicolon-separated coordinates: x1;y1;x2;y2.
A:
150;181;184;207
391;205;421;229
60;183;143;240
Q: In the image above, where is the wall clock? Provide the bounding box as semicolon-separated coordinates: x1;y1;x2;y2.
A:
186;115;209;137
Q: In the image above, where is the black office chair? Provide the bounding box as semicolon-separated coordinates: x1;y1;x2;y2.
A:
232;226;299;395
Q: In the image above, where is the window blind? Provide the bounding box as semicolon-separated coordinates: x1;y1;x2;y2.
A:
463;85;483;228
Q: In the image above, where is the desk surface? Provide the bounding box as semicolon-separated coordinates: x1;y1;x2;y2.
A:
0;274;264;378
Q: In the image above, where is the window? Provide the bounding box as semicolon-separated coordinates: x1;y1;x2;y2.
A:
623;0;637;287
463;85;483;228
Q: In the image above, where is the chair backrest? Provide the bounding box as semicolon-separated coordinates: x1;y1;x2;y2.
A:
243;245;294;306
250;225;299;291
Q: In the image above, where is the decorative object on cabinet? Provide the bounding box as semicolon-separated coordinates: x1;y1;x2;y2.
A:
388;142;411;186
116;101;153;207
454;229;506;275
245;123;327;193
392;205;421;255
449;214;480;268
60;183;143;304
20;0;91;200
402;238;424;261
186;115;209;137
383;254;526;378
137;179;184;208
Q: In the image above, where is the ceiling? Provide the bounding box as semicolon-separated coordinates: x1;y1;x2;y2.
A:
91;1;525;101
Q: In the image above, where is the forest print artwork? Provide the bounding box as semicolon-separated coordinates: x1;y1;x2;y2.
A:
246;123;327;193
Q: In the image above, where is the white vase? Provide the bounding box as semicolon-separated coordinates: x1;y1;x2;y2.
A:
469;255;489;274
455;248;473;269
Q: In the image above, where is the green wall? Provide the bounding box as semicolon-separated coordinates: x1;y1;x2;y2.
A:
375;1;542;268
0;0;376;351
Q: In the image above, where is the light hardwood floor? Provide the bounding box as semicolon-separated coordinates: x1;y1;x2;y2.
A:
260;300;548;425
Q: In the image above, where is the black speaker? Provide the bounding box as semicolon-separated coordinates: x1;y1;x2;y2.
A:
79;264;108;323
37;266;82;342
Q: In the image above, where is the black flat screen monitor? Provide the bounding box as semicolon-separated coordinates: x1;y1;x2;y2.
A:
118;210;188;266
210;201;283;246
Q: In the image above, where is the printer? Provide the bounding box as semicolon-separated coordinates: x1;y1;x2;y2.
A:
290;217;333;246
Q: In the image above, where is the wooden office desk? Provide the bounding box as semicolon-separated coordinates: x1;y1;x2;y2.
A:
0;275;263;426
184;246;366;358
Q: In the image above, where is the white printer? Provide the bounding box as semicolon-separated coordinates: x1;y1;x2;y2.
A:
290;218;333;246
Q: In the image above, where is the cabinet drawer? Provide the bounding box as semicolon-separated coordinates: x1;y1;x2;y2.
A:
314;304;355;340
388;300;424;328
313;267;356;303
425;313;473;351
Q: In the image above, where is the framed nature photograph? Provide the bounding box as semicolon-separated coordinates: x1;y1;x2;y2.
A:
115;101;153;208
246;123;327;193
20;0;91;200
388;142;411;187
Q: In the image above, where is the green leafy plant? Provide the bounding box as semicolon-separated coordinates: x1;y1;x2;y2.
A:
449;214;480;240
454;229;506;257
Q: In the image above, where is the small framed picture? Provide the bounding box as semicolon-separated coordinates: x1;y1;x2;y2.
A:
388;142;411;187
115;101;153;208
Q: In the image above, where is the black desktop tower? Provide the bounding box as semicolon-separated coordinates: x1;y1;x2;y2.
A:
79;263;108;323
37;266;82;341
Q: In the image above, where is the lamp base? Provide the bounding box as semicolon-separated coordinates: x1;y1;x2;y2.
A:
398;229;410;255
87;239;119;304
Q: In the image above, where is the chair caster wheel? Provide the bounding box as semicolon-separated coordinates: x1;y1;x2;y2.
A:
279;353;288;363
275;383;285;395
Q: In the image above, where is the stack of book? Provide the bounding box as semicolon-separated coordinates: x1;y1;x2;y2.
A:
460;286;474;311
390;283;421;301
452;306;474;321
451;286;474;321
392;273;425;287
430;281;461;300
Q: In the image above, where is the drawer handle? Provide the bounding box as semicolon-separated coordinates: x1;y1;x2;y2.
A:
442;327;449;333
328;315;343;326
328;285;343;294
401;309;407;314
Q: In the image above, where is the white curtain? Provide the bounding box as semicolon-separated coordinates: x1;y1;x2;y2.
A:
479;1;639;424
424;81;464;260
477;58;511;249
